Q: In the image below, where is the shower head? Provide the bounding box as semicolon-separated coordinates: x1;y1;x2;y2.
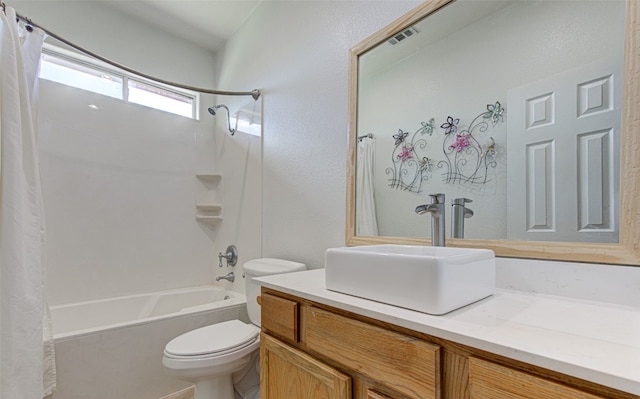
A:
207;104;235;135
207;105;225;116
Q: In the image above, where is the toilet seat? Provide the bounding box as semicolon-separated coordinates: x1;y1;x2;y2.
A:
164;320;259;359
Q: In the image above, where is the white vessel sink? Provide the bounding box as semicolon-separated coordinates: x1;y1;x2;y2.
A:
325;245;495;315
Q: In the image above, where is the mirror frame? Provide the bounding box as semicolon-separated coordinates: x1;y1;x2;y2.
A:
346;0;640;266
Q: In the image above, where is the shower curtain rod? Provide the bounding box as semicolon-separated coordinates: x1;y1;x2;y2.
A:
1;3;261;101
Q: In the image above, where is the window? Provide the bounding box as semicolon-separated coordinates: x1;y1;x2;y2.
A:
39;46;198;119
40;53;123;99
127;80;194;118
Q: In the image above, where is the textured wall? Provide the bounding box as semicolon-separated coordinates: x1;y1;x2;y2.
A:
215;0;639;308
217;1;422;268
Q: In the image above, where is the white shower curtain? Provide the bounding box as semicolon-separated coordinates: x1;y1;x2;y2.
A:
356;138;379;236
0;6;55;399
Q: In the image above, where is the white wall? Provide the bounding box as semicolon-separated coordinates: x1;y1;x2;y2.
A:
39;81;213;305
13;0;261;304
217;0;422;269
11;1;213;88
19;0;638;305
216;0;639;308
210;106;263;295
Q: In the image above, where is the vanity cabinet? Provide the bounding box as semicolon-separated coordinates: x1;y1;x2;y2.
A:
468;357;607;399
260;288;638;399
260;290;440;399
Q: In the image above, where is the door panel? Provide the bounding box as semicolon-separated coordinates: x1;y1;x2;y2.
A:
507;61;620;242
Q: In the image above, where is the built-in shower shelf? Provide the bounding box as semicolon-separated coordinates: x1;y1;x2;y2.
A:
196;173;222;184
196;204;222;214
196;174;222;228
196;215;223;225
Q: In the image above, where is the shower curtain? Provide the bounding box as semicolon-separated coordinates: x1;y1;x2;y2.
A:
0;6;55;399
356;138;379;236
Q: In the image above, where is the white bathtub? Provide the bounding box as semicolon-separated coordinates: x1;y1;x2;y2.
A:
51;285;245;340
50;285;249;399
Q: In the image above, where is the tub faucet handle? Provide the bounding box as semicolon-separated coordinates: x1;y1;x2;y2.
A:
218;245;238;267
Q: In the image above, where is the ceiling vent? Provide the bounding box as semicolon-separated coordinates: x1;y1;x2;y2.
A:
387;27;419;45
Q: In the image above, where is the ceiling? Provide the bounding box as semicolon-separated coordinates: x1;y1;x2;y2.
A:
107;1;263;53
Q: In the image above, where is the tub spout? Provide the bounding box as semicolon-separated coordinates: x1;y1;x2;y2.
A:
216;272;235;283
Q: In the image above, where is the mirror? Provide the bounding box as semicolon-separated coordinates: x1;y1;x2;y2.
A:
346;0;640;265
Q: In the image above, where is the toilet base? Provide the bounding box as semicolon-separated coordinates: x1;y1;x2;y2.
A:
194;375;234;399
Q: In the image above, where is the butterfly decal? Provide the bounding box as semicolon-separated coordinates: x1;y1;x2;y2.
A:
393;129;409;145
440;116;459;135
421;118;436;135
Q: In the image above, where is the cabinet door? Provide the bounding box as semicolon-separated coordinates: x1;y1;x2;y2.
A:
366;389;392;399
261;332;352;399
469;357;607;399
304;306;441;399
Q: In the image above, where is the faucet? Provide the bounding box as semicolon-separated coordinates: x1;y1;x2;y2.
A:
415;193;446;246
216;272;235;283
218;245;238;267
451;198;474;239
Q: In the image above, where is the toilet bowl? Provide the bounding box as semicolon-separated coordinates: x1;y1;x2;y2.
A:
162;258;306;399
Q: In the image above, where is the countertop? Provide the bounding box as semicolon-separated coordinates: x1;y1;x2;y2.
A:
255;269;640;395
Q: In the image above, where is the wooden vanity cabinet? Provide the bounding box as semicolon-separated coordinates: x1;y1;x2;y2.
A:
260;288;639;399
467;357;608;399
260;290;441;399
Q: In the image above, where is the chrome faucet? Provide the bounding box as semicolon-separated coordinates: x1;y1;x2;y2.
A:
216;272;235;283
451;198;474;239
218;245;238;267
415;193;446;246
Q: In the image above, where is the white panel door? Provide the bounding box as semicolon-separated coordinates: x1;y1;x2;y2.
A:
507;61;620;242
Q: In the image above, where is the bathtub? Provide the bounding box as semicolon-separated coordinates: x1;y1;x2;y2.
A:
50;285;249;399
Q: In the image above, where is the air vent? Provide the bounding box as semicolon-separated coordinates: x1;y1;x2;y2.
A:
387;27;419;45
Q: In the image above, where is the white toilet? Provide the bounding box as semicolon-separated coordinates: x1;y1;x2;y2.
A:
162;258;306;399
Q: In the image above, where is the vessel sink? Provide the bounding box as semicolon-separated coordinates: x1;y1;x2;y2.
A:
325;245;495;315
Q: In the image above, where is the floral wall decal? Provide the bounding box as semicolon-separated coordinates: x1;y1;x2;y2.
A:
385;101;504;192
386;120;435;193
439;101;504;185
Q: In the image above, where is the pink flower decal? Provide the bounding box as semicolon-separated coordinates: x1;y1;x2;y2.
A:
449;133;471;153
397;145;414;161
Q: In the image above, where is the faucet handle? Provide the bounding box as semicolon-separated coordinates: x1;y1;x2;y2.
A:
428;193;446;204
217;245;238;267
452;197;472;206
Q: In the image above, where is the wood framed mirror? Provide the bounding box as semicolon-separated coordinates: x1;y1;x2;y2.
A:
346;0;640;265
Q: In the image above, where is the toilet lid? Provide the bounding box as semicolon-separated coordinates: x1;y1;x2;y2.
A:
165;320;259;357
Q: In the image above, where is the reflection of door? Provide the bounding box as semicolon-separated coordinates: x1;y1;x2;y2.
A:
507;61;620;242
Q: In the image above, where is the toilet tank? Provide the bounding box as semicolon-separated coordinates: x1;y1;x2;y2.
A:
244;258;306;327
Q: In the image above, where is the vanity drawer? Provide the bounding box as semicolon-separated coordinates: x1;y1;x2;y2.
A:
260;292;300;343
469;357;607;399
303;306;441;399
